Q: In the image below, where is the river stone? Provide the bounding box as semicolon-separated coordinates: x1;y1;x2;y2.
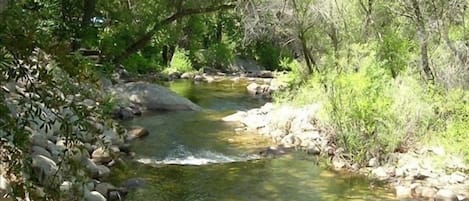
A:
60;181;73;192
127;127;149;140
121;178;146;191
181;72;195;79
95;165;110;179
371;167;390;180
85;191;106;201
395;185;412;199
222;111;247;122
32;146;52;158
92;148;112;164
416;186;437;199
95;182;116;198
0;175;9;192
194;75;205;82
435;189;458;201
30;134;48;148
32;155;60;185
109;82;202;111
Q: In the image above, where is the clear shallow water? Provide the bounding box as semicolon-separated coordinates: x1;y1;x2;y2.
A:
114;80;396;201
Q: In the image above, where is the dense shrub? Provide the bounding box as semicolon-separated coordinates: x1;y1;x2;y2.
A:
167;48;193;73
275;44;468;165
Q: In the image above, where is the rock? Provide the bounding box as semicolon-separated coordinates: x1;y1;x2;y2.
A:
121;178;146;191
280;134;301;148
0;175;10;193
32;146;52;158
222;111;247;122
118;143;131;154
95;182;116;199
84;191;107;201
305;144;321;155
32;155;60;185
168;71;181;80
371;167;390;180
60;181;73;192
395;185;412;199
228;56;264;73
435;189;458;201
103;129;124;146
368;157;379;167
113;107;134;120
332;156;347;169
83;158;99;176
448;172;465;184
415;186;437;199
127;127;149;141
30;134;48;148
108;190;125;201
181;72;195;79
246;83;260;95
94;165;111;179
258;146;289;158
258;70;274;78
194;75;205;82
92;148;112;164
46;140;62;161
109;82;202;111
204;75;215;83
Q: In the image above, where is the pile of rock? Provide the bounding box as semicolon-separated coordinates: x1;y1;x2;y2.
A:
0;119;150;201
223;103;327;154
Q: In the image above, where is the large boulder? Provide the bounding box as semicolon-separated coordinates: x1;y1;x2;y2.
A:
109;82;201;111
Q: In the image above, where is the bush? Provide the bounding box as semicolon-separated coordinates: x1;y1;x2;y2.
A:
275;45;446;165
429;88;469;162
167;48;193;73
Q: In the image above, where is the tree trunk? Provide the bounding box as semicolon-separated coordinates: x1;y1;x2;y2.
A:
411;0;435;81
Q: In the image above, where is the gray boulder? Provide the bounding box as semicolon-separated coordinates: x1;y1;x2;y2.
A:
109;82;201;111
32;155;60;185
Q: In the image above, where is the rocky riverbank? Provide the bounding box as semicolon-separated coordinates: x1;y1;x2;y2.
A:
223;102;469;201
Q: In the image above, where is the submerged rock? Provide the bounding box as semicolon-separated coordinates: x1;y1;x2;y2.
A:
121;178;146;191
127;126;149;141
257;146;290;158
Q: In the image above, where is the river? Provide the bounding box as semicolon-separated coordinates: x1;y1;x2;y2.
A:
112;79;396;201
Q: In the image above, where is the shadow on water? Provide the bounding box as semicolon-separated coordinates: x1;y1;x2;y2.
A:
113;80;397;201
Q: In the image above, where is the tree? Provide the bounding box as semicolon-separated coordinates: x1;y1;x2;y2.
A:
114;1;237;63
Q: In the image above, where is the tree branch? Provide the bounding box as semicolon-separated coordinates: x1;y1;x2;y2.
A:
115;4;236;63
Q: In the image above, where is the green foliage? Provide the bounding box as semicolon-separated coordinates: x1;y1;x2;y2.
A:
167;48;193;73
429;89;469;162
122;53;161;74
376;30;414;78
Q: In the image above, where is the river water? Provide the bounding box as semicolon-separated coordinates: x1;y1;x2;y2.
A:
114;80;396;201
